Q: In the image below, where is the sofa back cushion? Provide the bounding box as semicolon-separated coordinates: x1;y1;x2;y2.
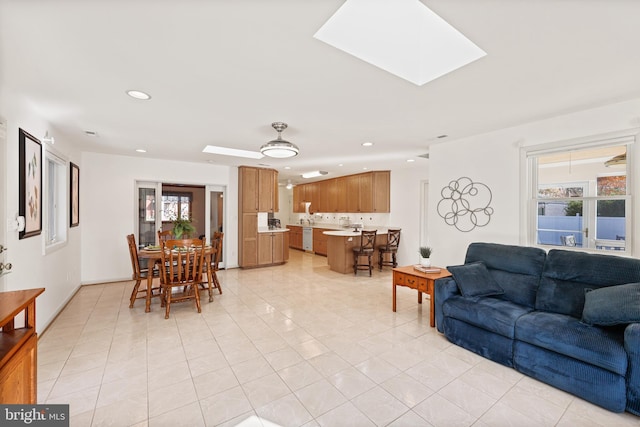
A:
536;249;640;318
465;243;547;308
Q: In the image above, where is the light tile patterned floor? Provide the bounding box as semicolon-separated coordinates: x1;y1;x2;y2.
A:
38;250;640;426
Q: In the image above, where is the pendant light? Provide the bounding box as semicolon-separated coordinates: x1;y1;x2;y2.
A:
260;122;299;158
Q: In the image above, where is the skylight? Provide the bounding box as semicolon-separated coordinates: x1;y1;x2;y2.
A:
314;0;486;86
202;145;264;159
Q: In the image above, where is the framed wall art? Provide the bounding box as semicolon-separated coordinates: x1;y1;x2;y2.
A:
19;128;42;239
70;162;80;227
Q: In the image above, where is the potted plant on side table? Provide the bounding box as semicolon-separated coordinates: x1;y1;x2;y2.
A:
419;246;433;267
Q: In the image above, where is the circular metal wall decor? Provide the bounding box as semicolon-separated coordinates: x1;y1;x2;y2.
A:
437;177;493;232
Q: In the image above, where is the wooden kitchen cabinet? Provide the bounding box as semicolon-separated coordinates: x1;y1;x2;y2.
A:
258;167;278;213
0;288;45;404
306;182;317;213
238;166;280;268
335;177;347;212
240;213;258;267
293;186;305;213
371;171;390;213
346;174;361;212
240;166;259;212
316;180;329;213
239;166;278;213
358;173;374;212
258;231;288;265
291;170;389;214
288;225;303;250
313;228;331;256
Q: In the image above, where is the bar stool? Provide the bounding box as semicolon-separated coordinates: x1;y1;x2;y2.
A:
378;228;401;271
353;230;377;276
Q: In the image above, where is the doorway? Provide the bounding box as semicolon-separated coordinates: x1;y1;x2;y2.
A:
208;189;224;263
136;181;226;267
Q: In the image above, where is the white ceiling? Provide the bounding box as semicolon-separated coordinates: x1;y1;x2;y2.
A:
2;0;640;185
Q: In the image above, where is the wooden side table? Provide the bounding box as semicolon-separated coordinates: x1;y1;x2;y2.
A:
392;265;451;327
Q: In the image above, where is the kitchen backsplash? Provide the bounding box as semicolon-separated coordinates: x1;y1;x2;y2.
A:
290;212;391;227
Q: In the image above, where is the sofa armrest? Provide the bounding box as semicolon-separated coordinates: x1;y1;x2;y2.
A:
435;277;460;333
625;323;640;415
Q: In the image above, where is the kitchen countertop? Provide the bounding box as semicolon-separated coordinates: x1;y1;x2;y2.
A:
323;228;389;237
287;223;388;231
287;223;343;229
257;227;290;233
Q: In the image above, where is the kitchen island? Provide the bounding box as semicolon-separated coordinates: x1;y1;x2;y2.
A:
324;229;389;274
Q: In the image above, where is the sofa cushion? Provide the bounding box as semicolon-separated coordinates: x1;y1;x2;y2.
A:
515;311;627;376
465;243;546;307
536;249;640;318
442;295;533;338
582;282;640;326
447;261;505;298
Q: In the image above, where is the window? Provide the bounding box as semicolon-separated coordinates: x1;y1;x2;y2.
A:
161;192;192;222
525;132;633;253
44;149;68;252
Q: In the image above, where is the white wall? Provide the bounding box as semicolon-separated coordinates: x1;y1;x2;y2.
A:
1;96;82;333
428;97;640;266
389;166;430;267
80;152;238;284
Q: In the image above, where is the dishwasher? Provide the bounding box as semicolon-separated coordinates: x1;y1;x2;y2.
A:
303;227;313;251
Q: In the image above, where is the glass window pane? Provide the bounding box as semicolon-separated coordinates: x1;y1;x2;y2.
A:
537;201;583;247
138;188;156;247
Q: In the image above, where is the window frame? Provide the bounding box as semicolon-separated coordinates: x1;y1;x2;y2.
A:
43;146;68;254
161;191;193;223
521;130;635;255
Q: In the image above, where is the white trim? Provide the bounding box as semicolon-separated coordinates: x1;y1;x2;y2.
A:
43;145;69;255
520;129;635;254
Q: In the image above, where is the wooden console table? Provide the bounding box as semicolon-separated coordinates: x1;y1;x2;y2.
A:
0;288;45;404
392;266;450;327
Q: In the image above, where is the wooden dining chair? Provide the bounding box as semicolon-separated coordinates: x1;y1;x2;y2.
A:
159;238;205;319
353;230;377;276
158;229;173;244
126;234;161;308
378;229;401;271
209;232;224;295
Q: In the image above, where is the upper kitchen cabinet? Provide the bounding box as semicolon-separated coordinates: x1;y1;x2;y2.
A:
293;185;305;213
334;177;347;212
371;171;390;213
239;166;278;213
293;171;389;214
258;167;278;212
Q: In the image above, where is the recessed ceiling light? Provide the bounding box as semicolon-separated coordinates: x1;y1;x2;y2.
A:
202;145;264;159
136;149;147;153
363;167;368;170
362;142;374;147
284;166;291;170
126;90;151;100
407;159;415;163
338;164;343;167
314;0;486;86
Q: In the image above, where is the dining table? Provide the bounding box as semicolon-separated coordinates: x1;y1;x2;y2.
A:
137;245;217;313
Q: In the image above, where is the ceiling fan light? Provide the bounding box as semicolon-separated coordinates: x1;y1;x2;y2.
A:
261;121;299;158
260;140;299;158
604;153;626;167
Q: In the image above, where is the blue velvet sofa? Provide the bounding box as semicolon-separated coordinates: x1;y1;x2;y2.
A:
435;242;640;415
